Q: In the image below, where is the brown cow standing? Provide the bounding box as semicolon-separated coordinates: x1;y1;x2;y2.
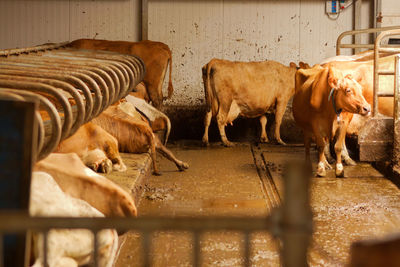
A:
69;39;173;108
321;53;399;165
292;65;371;177
201;59;297;147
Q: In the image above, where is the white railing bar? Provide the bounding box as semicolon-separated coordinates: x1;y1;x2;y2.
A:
373;29;400;116
378;70;395;75
336;26;400;55
393;56;400;166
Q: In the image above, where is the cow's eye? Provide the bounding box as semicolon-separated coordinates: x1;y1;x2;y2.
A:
346;88;351;93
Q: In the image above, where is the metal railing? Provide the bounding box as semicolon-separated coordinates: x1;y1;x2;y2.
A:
336;25;400;56
0;161;312;267
0;42;145;161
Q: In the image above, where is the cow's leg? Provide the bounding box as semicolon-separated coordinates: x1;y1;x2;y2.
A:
202;111;212;146
324;142;335;164
149;135;161;176
259;115;269;143
274;100;287;145
155;137;189;171
216;110;233;147
315;134;330;177
334;123;348;177
304;131;312;163
83;149;113;174
342;143;356;166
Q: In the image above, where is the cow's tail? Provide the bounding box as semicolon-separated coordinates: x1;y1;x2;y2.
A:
167;48;174;99
203;62;214;113
163;115;171;145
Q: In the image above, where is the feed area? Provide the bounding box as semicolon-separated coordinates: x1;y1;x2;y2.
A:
1;1;400;266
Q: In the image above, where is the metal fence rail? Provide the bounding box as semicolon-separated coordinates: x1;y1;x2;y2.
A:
0;160;312;267
0;43;145;161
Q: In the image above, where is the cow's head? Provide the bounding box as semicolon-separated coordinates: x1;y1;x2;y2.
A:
328;67;370;116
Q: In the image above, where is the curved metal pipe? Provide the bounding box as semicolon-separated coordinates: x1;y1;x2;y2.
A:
0;88;61;160
0;78;72;140
0;70;85;136
0;90;45;154
0;64;94;123
39;53;123;104
0;57;110;115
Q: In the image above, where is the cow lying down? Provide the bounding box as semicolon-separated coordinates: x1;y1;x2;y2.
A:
56;122;126;174
30;171;118;267
92;100;189;175
202;59;298;147
34;153;137;217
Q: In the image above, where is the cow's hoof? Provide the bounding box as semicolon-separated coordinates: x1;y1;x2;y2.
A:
99;159;113;174
324;160;332;170
277;139;286;146
316;168;326;177
260;136;269;143
113;162;127;172
152;171;162;176
343;156;357;166
87;163;99;172
335;163;344;177
317;162;326;177
223;141;234;147
177;162;189;171
202;141;210;147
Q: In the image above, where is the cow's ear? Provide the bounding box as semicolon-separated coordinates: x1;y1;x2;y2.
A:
289;62;298;69
328;67;343;89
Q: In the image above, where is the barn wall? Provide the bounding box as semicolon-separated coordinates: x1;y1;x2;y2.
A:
0;0;141;49
149;0;373;107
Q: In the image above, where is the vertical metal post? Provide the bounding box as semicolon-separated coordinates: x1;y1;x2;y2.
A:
393;56;400;167
243;232;251;267
43;231;49;267
192;231;200;267
142;231;151;267
280;162;312;267
92;231;99;267
373;37;381;117
354;0;363;54
0;234;3;267
141;0;149;40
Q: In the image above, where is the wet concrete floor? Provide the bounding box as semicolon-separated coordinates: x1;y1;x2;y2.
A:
115;142;400;267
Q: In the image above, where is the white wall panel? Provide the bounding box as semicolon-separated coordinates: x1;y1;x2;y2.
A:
149;0;372;106
70;0;140;41
0;0;140;50
0;0;70;49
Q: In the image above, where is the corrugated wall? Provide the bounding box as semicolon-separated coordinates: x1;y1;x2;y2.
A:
149;0;372;106
0;0;141;49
